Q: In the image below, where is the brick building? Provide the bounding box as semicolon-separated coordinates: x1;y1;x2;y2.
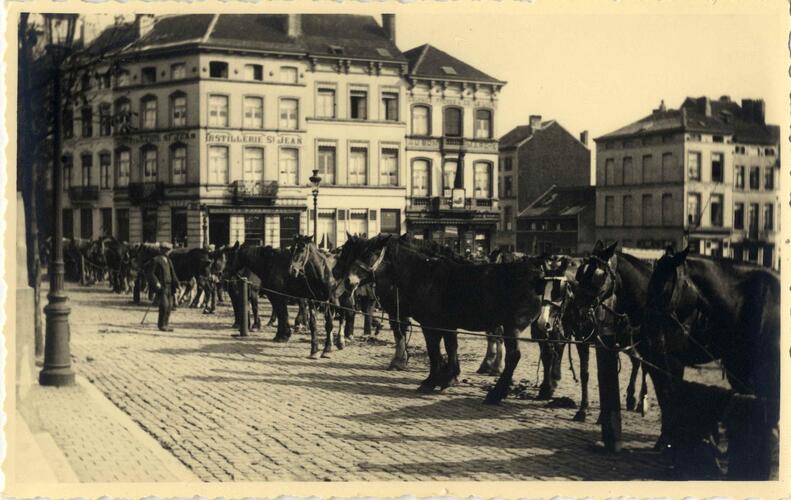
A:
497;117;590;251
516;185;595;255
594;96;780;268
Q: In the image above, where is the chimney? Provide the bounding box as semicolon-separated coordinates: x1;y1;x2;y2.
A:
697;96;711;117
579;130;589;146
287;14;302;38
752;99;766;125
382;14;396;44
741;99;755;122
653;99;667;115
719;95;730;102
135;14;155;39
529;115;542;129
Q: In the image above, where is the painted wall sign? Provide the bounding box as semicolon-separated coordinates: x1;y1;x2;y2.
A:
406;137;440;150
118;131;198;143
205;131;304;146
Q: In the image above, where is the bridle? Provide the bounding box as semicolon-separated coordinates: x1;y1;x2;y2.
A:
574;255;635;349
289;240;312;278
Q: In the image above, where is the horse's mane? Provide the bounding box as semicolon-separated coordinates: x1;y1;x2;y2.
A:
398;234;470;264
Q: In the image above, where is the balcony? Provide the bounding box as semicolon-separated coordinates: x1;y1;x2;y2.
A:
233;180;279;204
405;136;499;154
129;182;165;205
68;185;99;203
407;196;498;212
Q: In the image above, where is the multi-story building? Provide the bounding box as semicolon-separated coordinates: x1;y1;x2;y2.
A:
515;185;595;255
58;14;504;253
594;96;780;268
402;44;504;256
497;117;590;251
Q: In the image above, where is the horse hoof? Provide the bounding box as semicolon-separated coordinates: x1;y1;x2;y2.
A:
626;397;636;411
321;351;331;359
417;383;435;394
476;363;491;374
273;336;289;343
308;352;320;360
536;388;553;401
572;410;587;422
483;392;502;405
345;335;354;343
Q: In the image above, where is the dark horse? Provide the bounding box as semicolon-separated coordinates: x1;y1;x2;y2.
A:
563;243;651;422
642;247;779;480
332;234;545;401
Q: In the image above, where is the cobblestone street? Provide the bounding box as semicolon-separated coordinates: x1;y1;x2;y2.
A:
65;283;680;481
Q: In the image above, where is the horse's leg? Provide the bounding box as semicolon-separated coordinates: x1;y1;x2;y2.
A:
389;315;409;370
440;333;460;389
361;298;372;337
274;298;292;342
250;293;261;331
491;331;505;376
573;342;590;422
343;309;354;341
418;328;442;393
626;355;640;411
329;307;342;351
534;323;555;400
636;362;649;415
485;321;524;405
477;331;498;374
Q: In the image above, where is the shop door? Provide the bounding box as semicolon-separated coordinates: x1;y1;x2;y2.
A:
209;214;230;247
244;214;265;246
279;213;300;249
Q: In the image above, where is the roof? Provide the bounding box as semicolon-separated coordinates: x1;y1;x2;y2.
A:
596;97;779;145
403;44;504;84
84;21;139;56
518;185;595;219
498;120;559;149
130;14;406;63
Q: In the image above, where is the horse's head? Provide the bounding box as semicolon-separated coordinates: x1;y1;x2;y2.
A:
568;240;618;310
288;234;314;278
332;234;391;302
222;241;243;278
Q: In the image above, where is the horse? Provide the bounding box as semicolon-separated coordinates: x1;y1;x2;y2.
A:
225;242;336;358
98;237;133;293
564;241;651;423
332;234;545;401
226;266;263;331
641;246;779;480
169;247;214;306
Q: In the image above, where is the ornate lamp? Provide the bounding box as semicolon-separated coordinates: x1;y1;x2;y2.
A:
309;169;322;244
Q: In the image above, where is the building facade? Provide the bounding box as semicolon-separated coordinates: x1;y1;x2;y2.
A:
58;14;504;252
497;117;590;251
515;185;595;255
594;97;780;268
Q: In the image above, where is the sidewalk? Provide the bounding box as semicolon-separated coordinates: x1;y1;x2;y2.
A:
13;374;198;484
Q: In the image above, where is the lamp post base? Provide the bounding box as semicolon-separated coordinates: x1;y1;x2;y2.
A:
39;291;75;387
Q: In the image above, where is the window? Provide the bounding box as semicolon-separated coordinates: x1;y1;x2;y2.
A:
171;145;187;184
444;107;462;137
243;147;264;182
642;154;654;183
209;61;228;79
765;147;776;156
764;167;774;190
735;165;745;189
141;97;157;129
475;109;492;139
748;203;759;231
100;208;112;237
764;204;774;230
503;157;513;171
117;209;129;242
279;148;298;185
81;73;91;93
317;145;336;185
710;194;723;227
734;203;744;230
347;210;368;239
443;160;458;196
623;157;635;184
503;206;513;231
604;196;615;226
100;153;111;189
244;64;263;81
280;66;298;84
316;210;337;250
350;90;368;119
688;152;701;180
380;148;398;186
99;72;111;89
412;159;430;196
381;209;400;235
604;158;617;185
474;162;492;198
412;106;430;136
142;147;158;182
172;208;188;247
116;70;130;86
662;153;675;181
81;153;92;187
713;135;724;143
349;147;368;185
688;193;701;226
141;66;157;84
63;209;73;239
80;208;93;240
381;92;398;121
244;215;265;247
63;108;74;139
114;98;131;133
208;95;229;127
208;146;229;184
279;98;298;130
661;193;673;226
711;153;724;182
63;155;73;191
81;107;93;137
98;104;111;136
749;166;760;190
763;246;774;268
171;93;187;127
171;63;186;80
642;194;653;225
116;149;130;187
142;208;158;243
623;195;633;226
316;88;336;118
244;96;264;129
503;175;513;197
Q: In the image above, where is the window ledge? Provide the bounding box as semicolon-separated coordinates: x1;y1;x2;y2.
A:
307;117;406;126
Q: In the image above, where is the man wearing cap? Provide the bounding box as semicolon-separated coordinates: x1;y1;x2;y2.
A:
149;242;179;331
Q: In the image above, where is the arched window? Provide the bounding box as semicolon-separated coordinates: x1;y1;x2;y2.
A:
443;107;463;137
412;105;430;136
475;109;492;139
140;95;158;129
114;97;131;133
442;159;458;196
116;70;130;87
243;147;264;182
62;154;73;190
170;91;187;127
411;159;430;197
80;152;93;187
474;161;493;198
115;148;130;187
99;103;112;136
170;144;187;185
140;145;158;183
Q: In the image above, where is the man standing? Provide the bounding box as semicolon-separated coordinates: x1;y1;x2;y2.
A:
150;242;179;332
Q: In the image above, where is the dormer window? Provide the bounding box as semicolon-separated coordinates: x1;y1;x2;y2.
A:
209;61;228;79
141;66;157;84
441;66;457;75
329;45;344;55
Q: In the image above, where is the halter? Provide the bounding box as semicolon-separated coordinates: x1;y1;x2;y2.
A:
289;240;312;278
575;254;635;349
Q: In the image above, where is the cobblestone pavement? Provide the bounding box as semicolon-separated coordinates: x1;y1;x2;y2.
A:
64;283;718;481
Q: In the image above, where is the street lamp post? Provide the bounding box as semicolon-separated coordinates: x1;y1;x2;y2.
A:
309;169;322;244
40;13;78;387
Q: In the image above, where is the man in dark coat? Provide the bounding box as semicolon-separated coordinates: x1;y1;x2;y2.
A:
150;242;180;332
